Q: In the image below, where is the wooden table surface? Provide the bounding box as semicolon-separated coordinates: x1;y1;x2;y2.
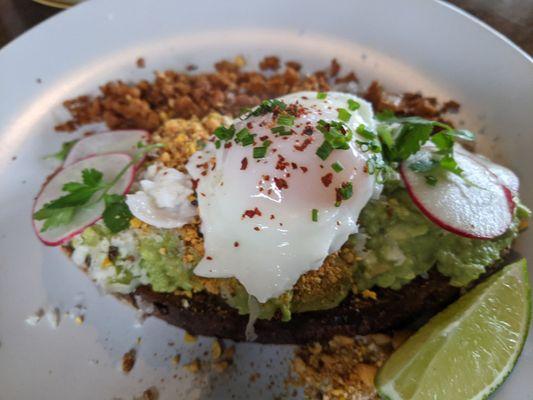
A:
0;0;532;54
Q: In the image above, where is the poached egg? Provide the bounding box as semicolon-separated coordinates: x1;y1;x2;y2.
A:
188;92;381;302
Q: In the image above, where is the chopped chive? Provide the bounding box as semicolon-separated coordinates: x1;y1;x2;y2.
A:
213;125;235;141
253;146;267;159
235;128;255;146
338;182;353;200
271;126;291;135
331;161;344;173
250;99;287;117
316;141;334;160
356;124;376;140
317;92;327;100
278;114;295;127
311;209;318;222
347;99;360;111
215;140;222;149
337;108;351;122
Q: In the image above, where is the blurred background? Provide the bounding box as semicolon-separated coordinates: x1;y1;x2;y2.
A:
0;0;531;54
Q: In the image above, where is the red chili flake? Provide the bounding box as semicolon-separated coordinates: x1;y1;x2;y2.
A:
259;135;269;141
300;166;308;173
206;256;213;261
247;121;253;129
224;142;232;149
291;162;298;170
201;171;208;176
285;173;291;178
294;137;313;152
191;179;199;190
321;173;333;187
263;175;271;181
274;177;288;190
276;155;289;171
240;157;248;170
234;242;240;247
270;214;275;220
242;207;262;219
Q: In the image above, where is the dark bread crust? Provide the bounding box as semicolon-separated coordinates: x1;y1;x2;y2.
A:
125;258;511;344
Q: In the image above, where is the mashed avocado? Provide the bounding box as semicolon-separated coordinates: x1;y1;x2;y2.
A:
71;183;527;320
139;231;202;292
353;185;521;290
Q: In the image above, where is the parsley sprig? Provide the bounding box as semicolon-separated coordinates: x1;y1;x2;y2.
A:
45;139;78;162
376;110;475;185
34;143;162;233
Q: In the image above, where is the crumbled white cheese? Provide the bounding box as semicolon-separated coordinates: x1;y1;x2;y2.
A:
126;163;197;229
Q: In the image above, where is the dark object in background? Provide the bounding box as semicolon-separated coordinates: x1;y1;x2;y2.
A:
0;0;532;55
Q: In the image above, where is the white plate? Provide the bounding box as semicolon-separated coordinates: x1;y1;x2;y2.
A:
0;0;532;399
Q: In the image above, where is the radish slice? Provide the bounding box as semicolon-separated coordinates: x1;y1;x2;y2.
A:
33;153;135;246
455;145;520;195
64;130;148;166
400;148;514;239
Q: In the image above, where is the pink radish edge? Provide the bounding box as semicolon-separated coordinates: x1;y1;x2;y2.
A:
32;152;137;246
64;129;150;167
399;162;515;240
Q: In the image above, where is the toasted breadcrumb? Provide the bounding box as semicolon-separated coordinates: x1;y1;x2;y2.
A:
183;358;201;373
289;335;392;400
122;348;137;373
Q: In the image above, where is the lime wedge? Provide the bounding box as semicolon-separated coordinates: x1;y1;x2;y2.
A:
376;259;531;400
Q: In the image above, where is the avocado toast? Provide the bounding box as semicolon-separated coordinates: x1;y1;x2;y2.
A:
35;57;529;344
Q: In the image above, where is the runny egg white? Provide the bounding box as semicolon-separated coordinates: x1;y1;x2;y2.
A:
187;91;381;302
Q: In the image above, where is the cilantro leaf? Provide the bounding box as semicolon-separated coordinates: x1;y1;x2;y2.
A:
103;194;132;233
393;123;433;161
34;207;76;232
82;168;103;187
45;140;78;162
439;154;463;176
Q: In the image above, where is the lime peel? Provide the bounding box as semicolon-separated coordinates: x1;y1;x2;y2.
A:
376;259;531;400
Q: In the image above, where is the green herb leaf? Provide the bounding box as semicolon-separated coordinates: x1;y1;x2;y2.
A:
45;140;78;162
356;124;376;140
347;99;360;111
331;161;344;173
393;124;433;161
213;125;236;141
271;126;291;136
311;208;319;222
431;131;454;152
316;141;334;160
82;168;103;187
235;128;255;146
253;146;267;159
249;99;287;117
317;92;327;100
34;206;76;232
338;182;353;200
103;194;132;233
277;114;295;127
439;154;463;176
447;129;475;141
337;108;351;122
